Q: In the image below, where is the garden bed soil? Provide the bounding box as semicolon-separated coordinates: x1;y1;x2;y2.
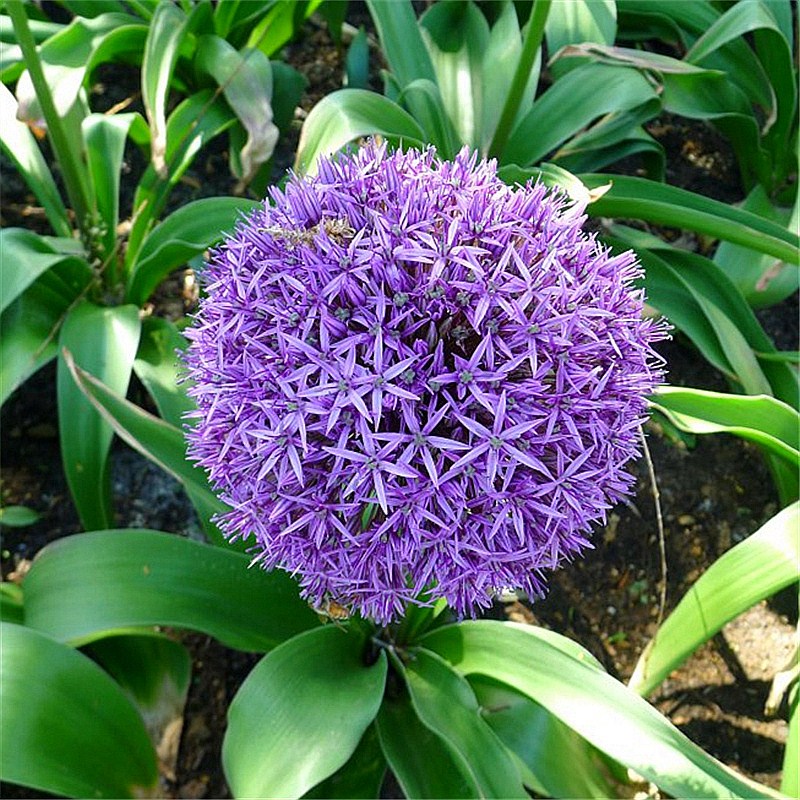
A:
1;10;797;799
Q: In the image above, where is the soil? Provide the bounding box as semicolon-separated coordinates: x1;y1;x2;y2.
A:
1;8;797;800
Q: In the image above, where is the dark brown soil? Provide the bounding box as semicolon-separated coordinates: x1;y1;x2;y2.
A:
1;8;796;800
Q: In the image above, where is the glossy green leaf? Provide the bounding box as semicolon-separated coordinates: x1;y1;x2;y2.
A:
127;196;258;306
83;632;190;755
0;82;69;237
0;505;40;527
0;583;24;625
503;64;658;167
0;252;92;406
127;91;237;267
24;529;318;650
714;186;798;308
424;620;781;799
480;0;542;155
365;0;436;88
295;89;426;175
223;626;387;798
63;354;231;546
650;387;800;467
0;228;86;315
195;37;278;184
583;173;799;264
630;502;800;697
305;725;386;799
470;675;619;798
246;0;313;58
397;79;460;159
141;1;187;176
376;688;477;798
58;303;141;530
82;112;144;262
0;622;158;798
270;59;308;132
418;1;489;149
133;315;192;429
404;648;527;798
344;26;370;90
546;0;616;77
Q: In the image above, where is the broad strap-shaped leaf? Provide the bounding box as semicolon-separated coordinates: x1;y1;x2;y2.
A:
82;112;146;263
503;63;658;168
126;91;237;268
375;688;477;798
470;674;620;798
0;228;88;315
64;354;232;547
546;0;617;77
417;1;489;150
423;620;782;799
0;583;24;625
195;37;278;184
133;315;193;429
714;186;798;309
650;387;800;467
295;89;426;176
58;303;141;530
630;502;800;697
23;529;319;650
403;648;528;798
583;173;799;264
364;0;436;88
222;626;387;799
126;196;259;306
0;622;158;799
397;79;460;160
304;725;387;799
83;631;191;768
141;1;187;176
0;249;92;405
0;82;69;237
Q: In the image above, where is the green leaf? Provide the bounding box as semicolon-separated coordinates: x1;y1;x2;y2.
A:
375;687;477;798
133;315;192;429
82;112;145;263
365;0;436;88
0;228;87;315
0;583;24;624
583;174;800;264
0;622;158;798
418;1;489;149
423;620;782;799
545;0;616;77
403;648;528;798
295;89;425;175
503;64;658;167
195;37;278;184
397;79;460;159
63;353;231;546
0;82;70;237
83;632;190;756
0;252;92;406
58;303;141;530
141;1;188;176
127;196;258;306
714;186;798;308
470;675;619;798
344;26;370;90
304;725;386;799
650;387;800;467
0;505;40;527
126;92;237;268
23;529;319;650
223;626;388;799
630;502;800;697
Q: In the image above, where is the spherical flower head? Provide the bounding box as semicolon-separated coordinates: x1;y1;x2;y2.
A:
184;141;667;624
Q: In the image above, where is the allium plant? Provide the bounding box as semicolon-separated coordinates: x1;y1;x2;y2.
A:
184;142;666;624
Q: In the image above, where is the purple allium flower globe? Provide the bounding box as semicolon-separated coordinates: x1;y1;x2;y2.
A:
184;142;666;624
